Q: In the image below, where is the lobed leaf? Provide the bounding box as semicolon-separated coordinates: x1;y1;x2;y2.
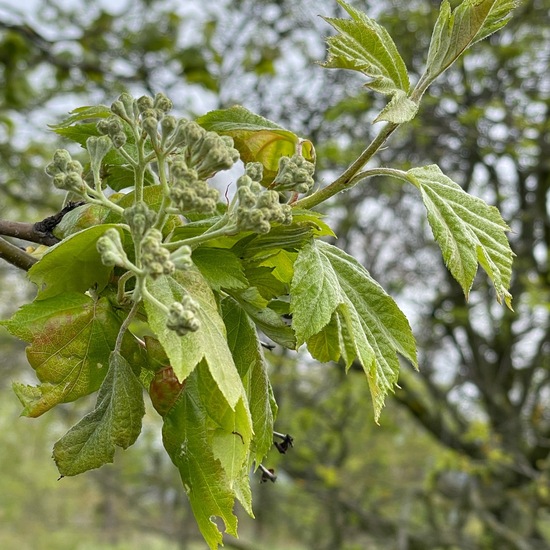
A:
425;0;520;84
322;0;416;123
162;361;252;549
230;287;296;349
192;247;249;292
291;240;417;421
1;293;139;416
221;296;277;463
406;164;513;307
143;270;246;409
196;105;315;184
28;224;127;300
53;351;145;476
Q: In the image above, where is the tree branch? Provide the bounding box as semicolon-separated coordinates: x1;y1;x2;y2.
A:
0;236;37;271
0;219;59;246
0;201;84;247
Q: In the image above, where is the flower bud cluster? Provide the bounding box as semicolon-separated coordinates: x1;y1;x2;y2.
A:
168;120;240;179
140;229;175;279
97;116;127;149
124;201;157;240
235;163;292;234
168;157;219;215
166;295;201;336
271;154;315;194
135;93;174;148
97;228;128;267
45;149;86;194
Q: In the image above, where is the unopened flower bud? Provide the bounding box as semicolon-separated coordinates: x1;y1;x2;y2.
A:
271;154;315;194
141;229;175;279
87;135;112;171
154;93;173;113
160;116;177;140
183;121;205;147
97;228;128;267
65;172;86;193
45;149;72;176
245;162;263;182
166;297;200;336
142;116;159;139
136;95;154;113
124;201;157;239
111;132;127;149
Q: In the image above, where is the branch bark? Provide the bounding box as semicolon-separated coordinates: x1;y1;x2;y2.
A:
0;219;59;246
0;236;37;271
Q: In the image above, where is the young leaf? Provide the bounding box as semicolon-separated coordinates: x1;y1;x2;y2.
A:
161;362;245;549
28;224;128;300
192;247;249;292
48;105;111;129
196;105;315;184
143;270;246;409
306;311;342;364
424;0;520;85
0;293;136;417
53;203;114;240
291;240;418;420
405;164;513;307
197;363;253;516
321;0;417;123
230;287;296;349
53;351;145;476
221;296;277;463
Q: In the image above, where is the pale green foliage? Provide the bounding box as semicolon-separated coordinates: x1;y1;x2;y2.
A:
52;351;145;476
28;225;126;299
0;0;520;548
321;0;417;122
406;165;513;307
422;0;521;90
144;271;246;409
291;241;418;420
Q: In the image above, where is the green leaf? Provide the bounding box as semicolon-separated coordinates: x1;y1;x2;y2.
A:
306;312;342;364
1;294;134;416
162;361;250;549
243;265;288;301
200;371;253;517
143;270;246;409
322;0;416;123
196;105;315;184
53;351;145;476
471;0;520;44
52;203;115;239
221;297;276;463
425;0;520;83
231;287;296;349
405;164;513;307
28;224;128;300
192;247;249;292
291;240;417;421
48;105;112;129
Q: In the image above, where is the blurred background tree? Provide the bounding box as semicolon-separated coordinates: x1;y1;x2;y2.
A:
0;0;549;548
